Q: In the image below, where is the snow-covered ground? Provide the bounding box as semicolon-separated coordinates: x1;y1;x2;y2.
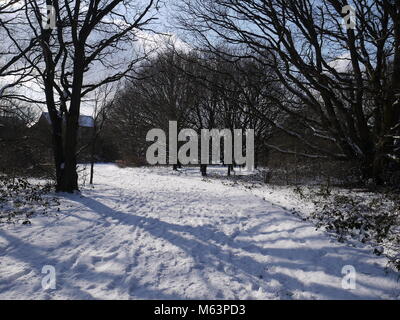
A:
0;164;399;299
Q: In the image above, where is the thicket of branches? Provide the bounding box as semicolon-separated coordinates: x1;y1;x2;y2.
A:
1;0;399;188
104;48;279;175
1;0;159;192
174;0;400;184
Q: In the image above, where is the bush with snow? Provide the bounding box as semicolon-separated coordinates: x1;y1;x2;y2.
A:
0;175;59;224
292;186;400;271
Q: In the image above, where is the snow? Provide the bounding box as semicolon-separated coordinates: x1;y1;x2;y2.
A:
0;164;399;300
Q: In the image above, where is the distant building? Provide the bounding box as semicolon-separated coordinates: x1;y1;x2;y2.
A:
35;112;95;129
31;112;95;162
32;112;94;138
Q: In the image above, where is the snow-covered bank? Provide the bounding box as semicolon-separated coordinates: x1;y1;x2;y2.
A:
0;164;399;299
205;168;400;271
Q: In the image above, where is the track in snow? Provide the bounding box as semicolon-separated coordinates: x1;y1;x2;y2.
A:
0;164;399;299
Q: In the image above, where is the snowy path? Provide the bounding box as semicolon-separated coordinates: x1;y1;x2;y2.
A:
0;164;399;299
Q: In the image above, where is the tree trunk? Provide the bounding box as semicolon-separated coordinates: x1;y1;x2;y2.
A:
61;117;79;192
173;161;182;171
90;133;96;185
90;161;94;185
50;115;65;192
43;74;66;192
360;151;385;185
57;46;85;193
227;164;233;176
200;164;207;176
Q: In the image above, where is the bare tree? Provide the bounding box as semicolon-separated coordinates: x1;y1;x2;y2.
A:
107;48;199;168
177;48;280;174
2;0;159;192
88;85;114;185
106;46;279;175
0;1;39;105
177;0;400;184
